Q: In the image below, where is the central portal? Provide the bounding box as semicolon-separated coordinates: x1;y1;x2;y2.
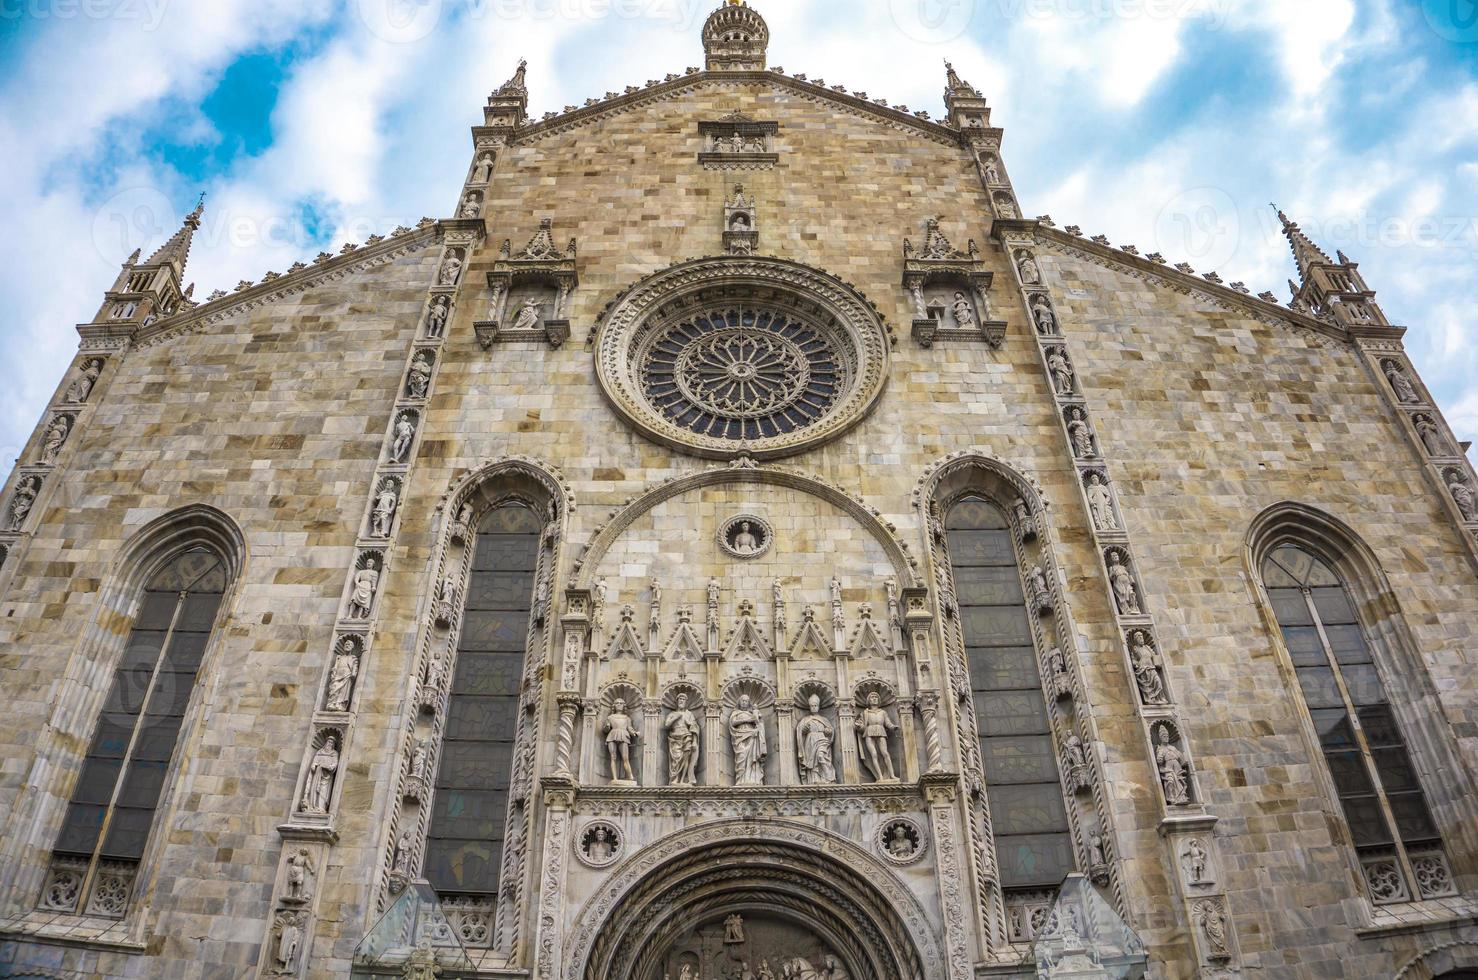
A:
656;911;854;980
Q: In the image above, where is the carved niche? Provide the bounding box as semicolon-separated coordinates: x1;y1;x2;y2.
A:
480;218;578;349
698;111;779;170
901;217;1002;349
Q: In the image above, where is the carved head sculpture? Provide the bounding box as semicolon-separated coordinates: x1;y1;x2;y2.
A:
866;692;881;708
676;693;689;710
738;694;753;711
1156;724;1172;745
1088;473;1103;486
808;694;821;713
612;698;627;714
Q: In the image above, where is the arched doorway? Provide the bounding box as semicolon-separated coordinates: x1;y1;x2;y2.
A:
570;823;939;980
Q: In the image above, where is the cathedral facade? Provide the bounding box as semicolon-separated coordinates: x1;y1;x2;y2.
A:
2;4;1478;978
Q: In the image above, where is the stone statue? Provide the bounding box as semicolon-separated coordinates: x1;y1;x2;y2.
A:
65;360;101;402
1032;296;1056;334
1086;472;1117;530
796;694;836;785
1063;733;1088;771
1047;347;1075;395
1415;415;1450;456
438;251;463;286
1384;360;1419;403
1449;473;1477;522
408;736;430;782
1088;830;1107;869
472;153;494;183
664;693;700;786
732;520;760;554
303;734;340;814
392;830;412;875
983;156;1001;183
587;826;614;863
426;295;449;338
1107;551;1140;615
1067;408;1095;457
887;825;914;859
603;698;639;784
460;194;481;218
1197;900;1230;957
8;477;39;531
1129;630;1167;703
39;416;70;465
391;413;416;463
951;291;976;328
324;641;359;711
284;848;315;901
371;482;398;538
1155;725;1190;805
707;577;720;623
512;297;541;331
407;351;432;399
729;694;767;785
348;557;380;619
1182;838;1209;883
274;911;302;972
855;692;898;782
995;195;1017;219
1018;252;1042;285
725;913;745;943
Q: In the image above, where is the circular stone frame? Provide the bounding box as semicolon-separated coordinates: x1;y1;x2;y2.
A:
717;512;773;560
875;816;928;867
575;820;625;869
595;256;892;460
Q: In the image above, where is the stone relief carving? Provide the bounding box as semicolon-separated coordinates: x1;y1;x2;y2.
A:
389;410;418;464
347;552;382;620
1181;837;1212;886
577;821;624;868
1128;630;1168;704
1026;562;1054;615
406;349;433;400
1154;723;1192;806
1106;548;1141;615
1382;359;1420;404
282;848;316;903
471;151;495;184
460;192;483;219
1192;898;1232;961
1446;469;1477;522
795;693;837;786
300;731;341;815
724;182;760;255
433;576;459;629
1062;733;1091;793
993;192;1018;219
323;635;363;712
878;817;927;865
64;358;103;402
7;475;40;531
719;513;773;559
404;735;432;801
38;414;72;464
729;694;769;786
272;909;306;974
1087;827;1111;885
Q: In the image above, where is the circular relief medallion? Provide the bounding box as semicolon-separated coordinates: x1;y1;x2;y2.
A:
717;513;773;560
576;821;624;869
596;257;891;459
876;817;928;866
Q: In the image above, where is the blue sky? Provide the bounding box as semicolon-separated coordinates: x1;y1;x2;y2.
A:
0;0;1475;467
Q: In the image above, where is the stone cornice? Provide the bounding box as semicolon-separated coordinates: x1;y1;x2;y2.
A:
516;69;964;148
126;224;442;352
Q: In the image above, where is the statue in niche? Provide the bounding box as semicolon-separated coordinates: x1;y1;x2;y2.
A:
1196;900;1231;958
460;194;481;218
603;698;640;784
729;695;768;786
1415;415;1450;456
274;911;303;973
1047;347;1075;395
731;520;761;555
324;640;359;711
586;826;614;863
995;195;1017;219
1128;630;1167;703
472;153;494;183
371;481;398;538
511;297;542;331
408;736;431;783
1107;551;1140;615
1067;407;1095;458
284;848;315;902
1087;829;1107;870
425;295;449;338
983;156;1002;183
407;351;432;399
392;830;413;876
438;251;463;286
1063;733;1089;772
302;734;340;814
1449;473;1478;522
1032;296;1056;335
348;556;380;619
887;825;916;859
7;476;39;531
855;692;898;782
796;695;836;785
950;291;976;329
1383;359;1419;403
39;416;70;464
1155;724;1191;805
1086;472;1116;530
725;914;746;943
390;413;416;464
1017;251;1042;285
65;360;102;403
1182;838;1209;883
1047;646;1067;679
664;693;701;786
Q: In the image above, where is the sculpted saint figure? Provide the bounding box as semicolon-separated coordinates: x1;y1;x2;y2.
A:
438;252;463;286
371;482;398;538
855;692;898;782
887;825;914;859
795;694;836;785
1128;630;1167;703
407;351;432;399
1413;415;1449;456
1155;725;1191;805
1017;252;1042;285
1183;838;1209;883
8;477;39;532
303;734;340;814
392;830;412;875
1107;552;1141;615
1384;360;1419;403
425;295;449;338
664;693;700;785
1449;473;1478;522
1086;472;1116;530
732;520;760;554
1199;902;1230;956
603;698;639;784
460;194;481;218
586;826;613;863
472;153;494;183
996;195;1017;219
408;736;430;782
391;414;416;464
275;913;302;972
65;360;101;403
285;849;315;901
952;291;976;328
1067;408;1095;458
39;416;70;464
1032;296;1056;335
348;557;380;619
512;297;541;331
724;914;745;943
1047;347;1075;395
983;157;1001;183
324;642;359;711
729;695;767;785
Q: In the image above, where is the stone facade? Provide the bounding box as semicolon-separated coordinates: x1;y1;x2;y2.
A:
1;4;1476;979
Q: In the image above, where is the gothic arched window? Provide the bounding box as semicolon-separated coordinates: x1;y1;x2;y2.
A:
423;503;541;902
42;547;229;918
1261;544;1455;904
945;497;1074;893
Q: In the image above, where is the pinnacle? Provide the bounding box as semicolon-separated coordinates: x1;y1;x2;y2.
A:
143;197;206;274
1273;204;1334;284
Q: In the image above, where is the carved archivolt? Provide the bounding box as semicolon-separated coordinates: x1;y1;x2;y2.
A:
594;256;893;460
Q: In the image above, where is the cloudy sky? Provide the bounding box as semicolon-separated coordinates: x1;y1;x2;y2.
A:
0;0;1474;465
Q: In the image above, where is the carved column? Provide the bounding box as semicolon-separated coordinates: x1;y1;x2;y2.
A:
641;700;661;787
837;702;860;785
553;694;581;776
704;703;724;786
898;696;920;783
579;698;600;786
776;703;798;785
532;779;575;980
923;774;976;979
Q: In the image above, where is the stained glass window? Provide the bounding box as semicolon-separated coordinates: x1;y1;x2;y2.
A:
946;497;1073;890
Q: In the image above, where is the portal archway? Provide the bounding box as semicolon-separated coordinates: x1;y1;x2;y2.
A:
567;822;940;980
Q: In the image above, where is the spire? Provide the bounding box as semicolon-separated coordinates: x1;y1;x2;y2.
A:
144;194;205;276
1274;205;1333;284
944;60;980;101
703;0;769;71
485;58;530;129
942;59;990;128
496;58;527;96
